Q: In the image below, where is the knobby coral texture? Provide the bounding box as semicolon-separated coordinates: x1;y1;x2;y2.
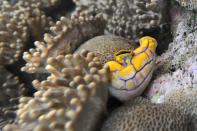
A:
0;66;28;128
4;50;110;131
0;0;54;65
76;35;136;64
22;15;106;73
144;9;197;103
0;0;196;131
74;0;172;54
101;97;195;131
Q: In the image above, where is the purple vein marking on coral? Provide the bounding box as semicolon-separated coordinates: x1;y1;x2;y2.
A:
117;52;155;91
118;64;154;91
134;43;149;56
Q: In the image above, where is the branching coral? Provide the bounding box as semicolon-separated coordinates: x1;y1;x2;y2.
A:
76;35;136;64
9;0;62;11
0;66;28;129
0;1;54;64
22;15;106;73
73;0;171;53
4;50;110;131
101;97;193;131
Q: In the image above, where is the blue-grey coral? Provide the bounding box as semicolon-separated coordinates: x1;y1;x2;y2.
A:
4;50;110;131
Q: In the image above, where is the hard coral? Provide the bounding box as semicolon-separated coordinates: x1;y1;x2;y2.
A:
0;1;53;64
4;50;110;131
22;15;106;73
101;97;193;131
144;9;197;102
76;35;136;64
0;66;27;129
74;0;172;53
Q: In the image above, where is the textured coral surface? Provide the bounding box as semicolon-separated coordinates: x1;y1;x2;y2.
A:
0;66;28;128
144;9;197;103
101;97;194;131
4;50;110;131
0;0;196;130
22;15;106;73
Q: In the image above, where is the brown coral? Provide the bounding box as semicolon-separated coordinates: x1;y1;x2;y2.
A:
101;97;193;131
76;35;136;64
164;88;197;129
0;66;27;129
22;15;106;73
4;50;110;131
73;0;172;53
0;1;54;65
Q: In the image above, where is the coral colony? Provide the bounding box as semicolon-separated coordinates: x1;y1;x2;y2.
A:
0;0;196;131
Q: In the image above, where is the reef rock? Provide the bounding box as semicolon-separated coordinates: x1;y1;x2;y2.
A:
144;7;197;103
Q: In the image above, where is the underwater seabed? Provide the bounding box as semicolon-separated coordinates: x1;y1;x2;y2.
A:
0;0;196;131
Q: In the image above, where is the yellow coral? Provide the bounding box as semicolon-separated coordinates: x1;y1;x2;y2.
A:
105;36;157;101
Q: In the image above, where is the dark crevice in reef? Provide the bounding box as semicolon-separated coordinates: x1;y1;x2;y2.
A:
49;0;76;20
5;35;38;96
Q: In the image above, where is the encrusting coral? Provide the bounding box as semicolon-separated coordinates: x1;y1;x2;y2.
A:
76;35;136;64
105;36;157;101
0;0;54;64
101;97;194;131
4;50;110;131
0;66;28;129
22;15;106;73
144;8;197;103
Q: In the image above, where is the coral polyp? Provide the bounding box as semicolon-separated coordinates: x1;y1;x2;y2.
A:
0;0;196;130
4;50;110;131
0;0;54;64
22;15;106;73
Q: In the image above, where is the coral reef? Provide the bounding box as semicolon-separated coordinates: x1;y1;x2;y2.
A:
73;0;172;54
144;9;197;103
164;88;197;125
101;97;194;131
22;15;106;73
105;36;157;101
0;66;27;129
4;50;110;131
9;0;62;12
0;1;53;64
76;35;136;64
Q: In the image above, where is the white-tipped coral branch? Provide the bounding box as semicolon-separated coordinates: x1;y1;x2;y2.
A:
0;1;54;64
4;50;110;131
22;15;106;73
